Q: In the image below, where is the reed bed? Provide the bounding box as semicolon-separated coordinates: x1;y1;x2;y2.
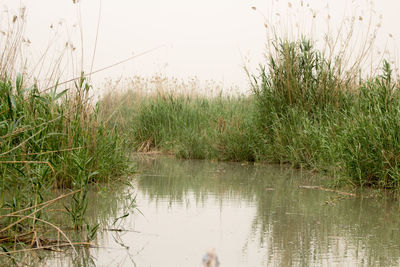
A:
0;7;128;259
100;82;258;162
102;38;400;192
0;74;127;253
252;39;400;189
2;1;400;263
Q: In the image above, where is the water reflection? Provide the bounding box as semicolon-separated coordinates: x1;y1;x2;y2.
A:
17;155;400;266
133;155;400;266
5;181;137;267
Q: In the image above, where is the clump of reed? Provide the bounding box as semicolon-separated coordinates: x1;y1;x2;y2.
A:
0;6;127;255
251;38;400;189
250;39;350;166
339;61;400;188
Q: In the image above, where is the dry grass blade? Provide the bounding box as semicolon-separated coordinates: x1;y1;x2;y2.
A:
0;242;91;256
0;126;29;140
299;186;357;197
0;147;84;158
0;190;81;232
0;129;44;157
1;190;80;217
41;45;166;93
2;215;78;255
0;116;62;140
0;231;34;243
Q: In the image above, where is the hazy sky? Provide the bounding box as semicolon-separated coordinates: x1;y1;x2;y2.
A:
1;0;399;90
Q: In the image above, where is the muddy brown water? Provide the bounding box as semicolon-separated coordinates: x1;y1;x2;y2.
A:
45;155;400;266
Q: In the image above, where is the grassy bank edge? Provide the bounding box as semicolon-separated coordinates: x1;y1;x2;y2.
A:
101;39;400;194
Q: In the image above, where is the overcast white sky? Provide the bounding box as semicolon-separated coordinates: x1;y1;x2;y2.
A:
1;0;399;90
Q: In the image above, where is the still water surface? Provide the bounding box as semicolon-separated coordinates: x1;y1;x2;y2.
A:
49;155;400;266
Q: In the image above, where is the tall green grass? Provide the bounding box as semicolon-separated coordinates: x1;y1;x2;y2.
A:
0;72;128;250
0;8;128;252
251;39;400;189
339;62;400;188
103;39;400;191
100;90;258;162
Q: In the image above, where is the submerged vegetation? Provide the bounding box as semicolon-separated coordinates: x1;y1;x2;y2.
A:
102;39;400;191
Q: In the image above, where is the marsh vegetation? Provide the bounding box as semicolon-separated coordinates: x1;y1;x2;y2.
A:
0;7;128;262
1;0;400;264
102;39;400;190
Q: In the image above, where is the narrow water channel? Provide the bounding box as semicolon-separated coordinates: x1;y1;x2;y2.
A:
49;155;400;266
